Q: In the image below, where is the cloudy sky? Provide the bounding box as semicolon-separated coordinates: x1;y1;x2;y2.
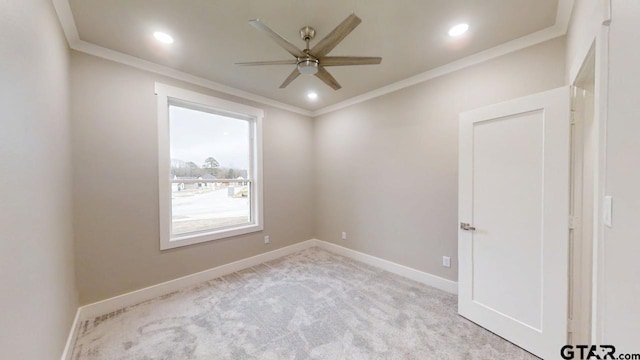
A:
169;105;250;170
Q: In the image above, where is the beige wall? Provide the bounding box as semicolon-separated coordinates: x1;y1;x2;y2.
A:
314;37;566;282
0;0;78;358
600;0;640;350
70;51;315;304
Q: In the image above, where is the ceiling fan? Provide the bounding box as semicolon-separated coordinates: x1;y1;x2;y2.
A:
236;14;382;90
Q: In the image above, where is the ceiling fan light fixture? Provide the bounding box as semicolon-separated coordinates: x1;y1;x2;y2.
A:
241;14;379;90
297;59;319;75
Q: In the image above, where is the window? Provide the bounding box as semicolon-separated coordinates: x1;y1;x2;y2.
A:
155;84;263;249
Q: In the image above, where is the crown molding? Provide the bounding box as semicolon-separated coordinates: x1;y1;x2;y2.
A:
312;0;574;117
71;40;314;116
555;0;575;34
312;25;565;116
51;0;313;117
52;0;573;119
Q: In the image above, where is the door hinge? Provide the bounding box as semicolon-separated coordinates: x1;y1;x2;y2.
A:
569;216;580;230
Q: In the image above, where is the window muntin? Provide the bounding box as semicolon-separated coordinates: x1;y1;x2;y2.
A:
169;104;252;236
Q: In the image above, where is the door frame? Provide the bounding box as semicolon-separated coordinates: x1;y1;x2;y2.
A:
567;1;611;344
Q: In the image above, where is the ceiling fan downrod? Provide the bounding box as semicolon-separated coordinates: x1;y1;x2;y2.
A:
297;26;319;74
299;26;316;50
238;14;381;90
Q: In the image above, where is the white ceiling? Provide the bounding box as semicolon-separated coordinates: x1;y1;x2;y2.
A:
61;0;565;113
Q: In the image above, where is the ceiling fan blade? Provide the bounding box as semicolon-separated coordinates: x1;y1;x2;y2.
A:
280;68;301;88
315;67;342;90
249;19;305;58
235;60;297;66
320;56;382;66
310;14;362;58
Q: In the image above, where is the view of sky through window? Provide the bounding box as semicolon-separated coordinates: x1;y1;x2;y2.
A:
169;105;250;177
169;105;252;236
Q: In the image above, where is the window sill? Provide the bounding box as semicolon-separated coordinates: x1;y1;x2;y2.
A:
160;223;263;250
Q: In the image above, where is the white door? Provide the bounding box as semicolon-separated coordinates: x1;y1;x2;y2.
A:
458;87;570;359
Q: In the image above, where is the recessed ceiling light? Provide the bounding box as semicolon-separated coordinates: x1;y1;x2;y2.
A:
153;31;174;44
307;92;318;100
448;23;469;37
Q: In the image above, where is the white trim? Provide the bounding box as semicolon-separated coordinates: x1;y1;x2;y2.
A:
568;84;590;344
155;83;268;118
74;238;458;319
61;238;459;356
155;83;264;250
313;26;565;116
313;0;574;116
53;0;574;118
51;0;79;44
60;308;81;360
50;0;312;117
591;20;610;345
76;40;313;116
79;240;317;320
556;0;576;34
564;1;611;343
314;240;459;295
567;1;611;85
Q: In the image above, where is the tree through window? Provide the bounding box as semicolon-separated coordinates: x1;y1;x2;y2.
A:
156;84;263;249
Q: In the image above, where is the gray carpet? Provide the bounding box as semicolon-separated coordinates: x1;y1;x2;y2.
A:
71;247;537;359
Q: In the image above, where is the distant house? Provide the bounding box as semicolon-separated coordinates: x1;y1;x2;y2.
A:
171;174;224;192
172;176;201;191
200;174;218;189
235;176;247;186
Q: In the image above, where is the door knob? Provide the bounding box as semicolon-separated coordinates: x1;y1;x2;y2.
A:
460;222;476;231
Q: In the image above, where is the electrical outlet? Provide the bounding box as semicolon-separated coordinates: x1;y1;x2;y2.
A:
341;232;347;240
264;235;270;244
442;256;451;268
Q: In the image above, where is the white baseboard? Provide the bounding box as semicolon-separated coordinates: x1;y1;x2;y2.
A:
61;307;81;360
312;239;459;295
62;238;458;358
78;239;317;320
60;239;316;359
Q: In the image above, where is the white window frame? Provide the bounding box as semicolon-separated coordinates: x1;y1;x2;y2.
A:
155;83;264;250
